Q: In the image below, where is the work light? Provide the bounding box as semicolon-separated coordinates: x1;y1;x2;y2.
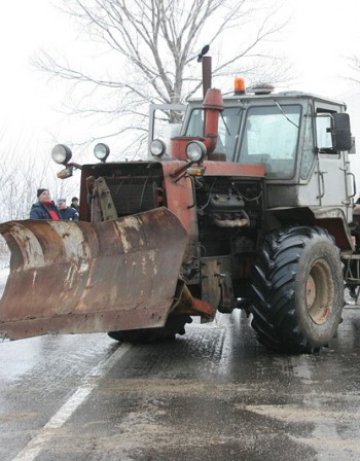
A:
186;140;206;162
51;144;72;165
150;139;166;157
94;143;110;162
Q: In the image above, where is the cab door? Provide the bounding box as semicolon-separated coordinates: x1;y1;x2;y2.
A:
315;108;353;220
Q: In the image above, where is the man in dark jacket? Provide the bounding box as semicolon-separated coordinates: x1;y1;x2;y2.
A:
70;197;80;213
57;198;79;220
354;196;360;215
30;189;61;220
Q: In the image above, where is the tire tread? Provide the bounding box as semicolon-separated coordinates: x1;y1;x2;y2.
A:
251;226;342;353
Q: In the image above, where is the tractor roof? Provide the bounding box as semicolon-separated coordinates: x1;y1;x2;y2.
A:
189;90;347;110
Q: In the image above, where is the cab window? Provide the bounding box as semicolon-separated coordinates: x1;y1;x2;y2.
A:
315;113;335;152
238;104;301;179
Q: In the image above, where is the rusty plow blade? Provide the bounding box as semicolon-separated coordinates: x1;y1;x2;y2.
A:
0;208;188;340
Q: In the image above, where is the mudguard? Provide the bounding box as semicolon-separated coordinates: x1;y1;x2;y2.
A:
0;208;188;340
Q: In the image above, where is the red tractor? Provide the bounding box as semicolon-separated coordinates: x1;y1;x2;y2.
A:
0;68;357;353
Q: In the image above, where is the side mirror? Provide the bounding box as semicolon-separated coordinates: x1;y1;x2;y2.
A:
332;113;352;151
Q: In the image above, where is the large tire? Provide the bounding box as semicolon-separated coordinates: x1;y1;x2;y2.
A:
251;226;344;353
108;315;192;344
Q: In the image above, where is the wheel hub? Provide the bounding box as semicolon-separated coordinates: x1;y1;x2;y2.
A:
305;260;334;325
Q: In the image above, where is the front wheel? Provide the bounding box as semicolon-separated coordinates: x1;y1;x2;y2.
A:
251;226;344;353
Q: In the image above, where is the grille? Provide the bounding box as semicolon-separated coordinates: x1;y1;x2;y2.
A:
106;178;163;215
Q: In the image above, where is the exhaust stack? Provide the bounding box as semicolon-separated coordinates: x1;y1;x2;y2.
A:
171;88;224;160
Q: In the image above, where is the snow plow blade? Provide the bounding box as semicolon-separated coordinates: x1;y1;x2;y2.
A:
0;208;188;340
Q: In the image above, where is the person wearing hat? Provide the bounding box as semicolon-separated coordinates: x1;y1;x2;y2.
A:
57;198;79;221
30;189;61;220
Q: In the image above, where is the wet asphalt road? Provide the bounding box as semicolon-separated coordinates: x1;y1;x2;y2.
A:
1;305;360;461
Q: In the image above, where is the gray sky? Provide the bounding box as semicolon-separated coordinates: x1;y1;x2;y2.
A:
285;0;360;96
1;0;360;164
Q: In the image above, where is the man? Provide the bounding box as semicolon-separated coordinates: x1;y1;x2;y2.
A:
57;198;79;221
70;197;80;213
354;196;360;215
30;189;61;220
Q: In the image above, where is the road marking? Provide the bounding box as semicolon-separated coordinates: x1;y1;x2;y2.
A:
11;343;132;461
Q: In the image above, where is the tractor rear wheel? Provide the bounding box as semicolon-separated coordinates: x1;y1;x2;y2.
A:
108;315;192;343
251;226;344;353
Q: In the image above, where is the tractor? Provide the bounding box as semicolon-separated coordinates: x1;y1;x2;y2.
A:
0;62;358;353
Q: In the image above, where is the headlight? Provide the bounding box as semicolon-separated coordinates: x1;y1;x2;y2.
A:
51;144;72;165
150;139;166;157
186;140;207;162
94;143;110;162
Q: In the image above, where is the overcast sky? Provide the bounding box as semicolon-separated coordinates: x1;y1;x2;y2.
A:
286;0;360;96
1;0;360;164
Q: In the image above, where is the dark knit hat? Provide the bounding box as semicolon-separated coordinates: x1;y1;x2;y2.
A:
37;188;48;198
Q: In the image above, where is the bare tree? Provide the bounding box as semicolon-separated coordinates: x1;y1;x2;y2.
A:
36;0;289;155
346;55;360;85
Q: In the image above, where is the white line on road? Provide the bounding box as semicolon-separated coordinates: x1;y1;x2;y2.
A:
11;343;132;461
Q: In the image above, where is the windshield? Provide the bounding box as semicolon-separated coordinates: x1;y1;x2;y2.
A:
239;104;302;179
185;107;242;160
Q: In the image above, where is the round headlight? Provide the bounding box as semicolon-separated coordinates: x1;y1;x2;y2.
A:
51;144;72;165
94;143;110;162
150;139;166;157
186;140;207;162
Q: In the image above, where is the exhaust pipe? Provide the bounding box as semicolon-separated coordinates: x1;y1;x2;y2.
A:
171;88;224;160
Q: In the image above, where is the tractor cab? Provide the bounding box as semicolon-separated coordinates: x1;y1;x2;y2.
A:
149;87;352;176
